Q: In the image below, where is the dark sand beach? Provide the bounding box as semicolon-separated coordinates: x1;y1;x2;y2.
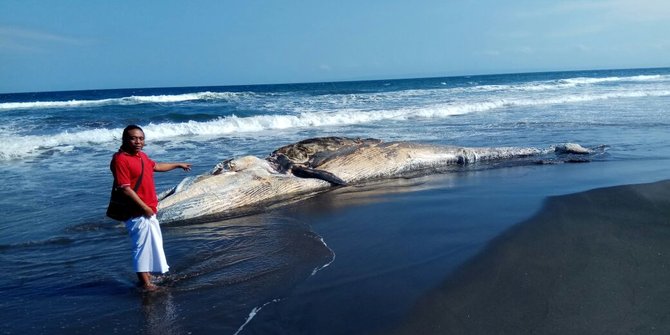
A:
391;179;670;334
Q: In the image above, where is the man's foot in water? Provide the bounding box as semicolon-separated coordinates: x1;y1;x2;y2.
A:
142;283;160;292
137;272;161;292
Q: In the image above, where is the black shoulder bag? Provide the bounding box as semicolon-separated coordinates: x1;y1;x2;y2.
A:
106;157;145;221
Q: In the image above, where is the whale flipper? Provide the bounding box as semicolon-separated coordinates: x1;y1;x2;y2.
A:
291;165;348;186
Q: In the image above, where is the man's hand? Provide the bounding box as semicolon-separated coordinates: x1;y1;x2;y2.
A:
142;206;155;218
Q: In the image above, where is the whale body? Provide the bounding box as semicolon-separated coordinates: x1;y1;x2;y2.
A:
157;137;591;224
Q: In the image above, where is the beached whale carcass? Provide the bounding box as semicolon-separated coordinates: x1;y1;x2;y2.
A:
157;137;591;224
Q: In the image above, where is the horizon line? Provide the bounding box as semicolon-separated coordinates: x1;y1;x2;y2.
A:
2;65;669;96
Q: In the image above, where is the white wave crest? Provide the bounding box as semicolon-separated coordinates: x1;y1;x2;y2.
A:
0;91;253;111
3;73;668;112
560;74;666;85
453;74;670;94
0;128;120;160
1;88;669;161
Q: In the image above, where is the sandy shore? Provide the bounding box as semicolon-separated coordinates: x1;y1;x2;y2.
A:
391;179;670;334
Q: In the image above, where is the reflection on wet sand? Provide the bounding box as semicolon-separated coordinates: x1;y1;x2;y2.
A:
283;173;460;215
142;291;182;335
391;180;670;334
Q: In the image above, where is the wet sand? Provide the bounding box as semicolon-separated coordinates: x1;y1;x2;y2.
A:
391;179;670;334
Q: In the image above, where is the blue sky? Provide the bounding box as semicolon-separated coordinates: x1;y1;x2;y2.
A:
1;0;669;93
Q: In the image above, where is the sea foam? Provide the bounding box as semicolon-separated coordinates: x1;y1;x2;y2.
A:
1;87;669;161
0;91;252;111
2;74;668;112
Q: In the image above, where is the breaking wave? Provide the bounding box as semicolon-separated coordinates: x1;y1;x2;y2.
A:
2;73;668;112
0;91;254;111
1;87;668;161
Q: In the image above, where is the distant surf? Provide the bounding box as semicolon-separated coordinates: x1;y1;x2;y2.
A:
1;71;669;161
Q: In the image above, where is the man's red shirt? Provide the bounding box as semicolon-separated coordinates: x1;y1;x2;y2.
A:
110;150;158;214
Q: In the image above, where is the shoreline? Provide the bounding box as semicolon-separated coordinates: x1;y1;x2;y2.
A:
390;179;670;334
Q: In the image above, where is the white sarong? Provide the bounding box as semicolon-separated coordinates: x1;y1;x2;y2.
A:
125;215;170;274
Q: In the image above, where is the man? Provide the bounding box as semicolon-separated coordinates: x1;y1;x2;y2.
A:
110;125;191;291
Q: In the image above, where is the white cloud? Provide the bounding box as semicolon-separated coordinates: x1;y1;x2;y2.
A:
0;25;89;52
607;0;670;21
476;49;502;57
474;46;534;58
573;44;592;52
546;24;607;38
652;41;670;50
518;0;670;22
516;46;535;54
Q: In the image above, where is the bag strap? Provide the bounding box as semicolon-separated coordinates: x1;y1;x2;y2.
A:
133;156;144;192
111;152;145;192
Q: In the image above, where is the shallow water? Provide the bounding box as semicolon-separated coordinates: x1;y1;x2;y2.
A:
2;68;670;333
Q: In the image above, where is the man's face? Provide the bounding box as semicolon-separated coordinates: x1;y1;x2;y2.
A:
124;129;145;154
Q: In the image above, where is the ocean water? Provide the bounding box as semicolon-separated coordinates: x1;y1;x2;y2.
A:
1;68;670;334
